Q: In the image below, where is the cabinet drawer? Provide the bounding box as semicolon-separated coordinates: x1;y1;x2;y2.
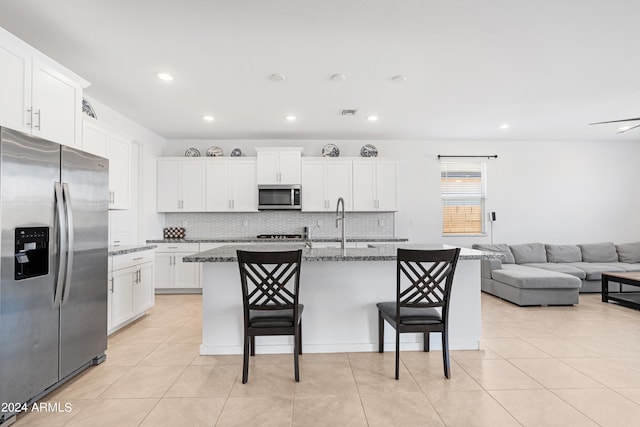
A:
112;250;155;271
155;243;200;253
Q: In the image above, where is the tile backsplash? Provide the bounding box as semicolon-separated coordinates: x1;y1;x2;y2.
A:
164;211;395;239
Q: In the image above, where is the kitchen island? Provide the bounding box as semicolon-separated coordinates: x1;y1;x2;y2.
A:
184;244;501;355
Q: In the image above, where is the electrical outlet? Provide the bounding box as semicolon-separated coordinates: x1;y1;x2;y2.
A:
182;220;188;227
242;220;248;228
378;219;385;227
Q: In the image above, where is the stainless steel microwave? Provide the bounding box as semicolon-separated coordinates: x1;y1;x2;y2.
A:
258;185;301;210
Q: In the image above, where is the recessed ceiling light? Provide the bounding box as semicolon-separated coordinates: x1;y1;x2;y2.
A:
331;74;346;82
285;115;297;122
156;72;174;81
499;123;510;129
618;125;632;131
391;75;407;82
202;115;215;122
270;73;286;82
367;115;379;122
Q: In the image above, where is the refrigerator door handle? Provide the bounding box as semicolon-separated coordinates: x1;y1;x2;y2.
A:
53;182;67;309
61;183;75;306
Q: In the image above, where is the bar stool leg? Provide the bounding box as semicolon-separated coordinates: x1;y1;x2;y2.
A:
378;311;384;353
242;334;250;384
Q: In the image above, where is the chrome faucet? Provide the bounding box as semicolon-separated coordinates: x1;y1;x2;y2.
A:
335;197;346;249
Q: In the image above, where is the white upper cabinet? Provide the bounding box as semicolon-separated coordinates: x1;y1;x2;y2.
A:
0;28;86;148
31;60;82;148
82;117;131;210
157;158;206;212
301;159;353;211
256;148;302;184
205;158;257;212
352;159;397;211
0;38;31;133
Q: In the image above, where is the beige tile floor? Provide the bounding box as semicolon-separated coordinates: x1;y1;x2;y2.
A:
13;292;640;426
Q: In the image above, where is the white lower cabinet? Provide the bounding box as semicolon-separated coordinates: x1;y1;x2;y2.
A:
154;243;201;292
107;249;155;335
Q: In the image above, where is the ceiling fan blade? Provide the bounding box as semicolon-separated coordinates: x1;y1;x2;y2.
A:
616;123;640;134
589;117;640;125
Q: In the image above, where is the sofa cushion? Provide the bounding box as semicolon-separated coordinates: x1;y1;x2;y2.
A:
545;244;582;263
491;264;581;289
565;262;625;280
615;263;640;272
616;242;640;263
578;242;618;263
509;243;547;264
523;263;587;280
472;243;515;264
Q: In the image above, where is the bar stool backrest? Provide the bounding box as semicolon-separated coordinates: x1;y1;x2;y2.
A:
396;248;460;320
237;250;302;314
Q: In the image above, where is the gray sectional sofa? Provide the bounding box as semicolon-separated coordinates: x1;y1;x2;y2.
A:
472;242;640;306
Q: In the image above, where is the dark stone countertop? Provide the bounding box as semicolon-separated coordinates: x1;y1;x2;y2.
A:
183;243;504;263
108;244;157;256
147;237;409;244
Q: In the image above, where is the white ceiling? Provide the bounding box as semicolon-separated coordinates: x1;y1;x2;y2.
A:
1;0;639;141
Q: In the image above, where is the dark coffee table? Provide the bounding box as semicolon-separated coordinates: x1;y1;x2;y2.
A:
602;271;640;310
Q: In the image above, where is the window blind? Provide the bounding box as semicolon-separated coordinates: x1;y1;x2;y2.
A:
441;162;486;235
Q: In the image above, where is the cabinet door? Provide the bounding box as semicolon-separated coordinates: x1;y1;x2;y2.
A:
375;161;397;211
31;59;81;148
180;160;206;212
278;150;301;184
157;160;181;212
154;253;174;288
256;151;280;184
205;160;232;211
82;119;108;157
352;160;376;211
133;263;154;312
301;160;326;211
325;160;353;211
0;40;31;133
174;253;201;288
111;267;135;327
108;134;131;210
230;159;257;211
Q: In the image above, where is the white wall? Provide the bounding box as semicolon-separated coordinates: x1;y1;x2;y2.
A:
165;138;640;246
85;96;167;243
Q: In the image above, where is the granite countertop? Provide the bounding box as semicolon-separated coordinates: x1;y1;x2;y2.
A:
183;243;503;263
109;244;157;256
147;237;409;244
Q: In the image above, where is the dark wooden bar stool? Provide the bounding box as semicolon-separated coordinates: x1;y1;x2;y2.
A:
377;248;460;379
236;249;303;383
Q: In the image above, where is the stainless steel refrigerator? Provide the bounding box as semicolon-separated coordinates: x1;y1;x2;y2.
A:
0;128;108;423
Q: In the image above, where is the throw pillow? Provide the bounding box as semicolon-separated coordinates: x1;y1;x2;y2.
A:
616;242;640;263
471;243;515;264
509;243;547;264
578;242;618;263
545;244;582;263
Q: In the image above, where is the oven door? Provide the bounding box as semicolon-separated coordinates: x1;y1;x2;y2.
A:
258;185;301;210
